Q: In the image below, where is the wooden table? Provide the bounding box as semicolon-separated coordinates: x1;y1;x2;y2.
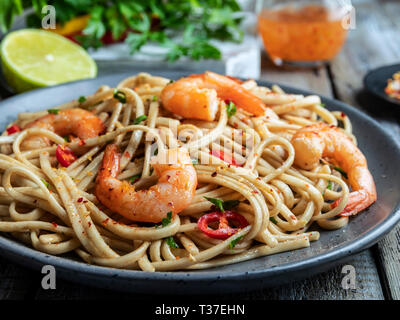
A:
0;0;399;300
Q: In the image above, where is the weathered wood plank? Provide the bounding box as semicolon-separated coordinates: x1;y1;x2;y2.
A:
234;250;384;300
330;0;400;299
0;256;37;300
33;250;383;300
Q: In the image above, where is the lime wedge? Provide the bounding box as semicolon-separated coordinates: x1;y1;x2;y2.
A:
1;29;97;93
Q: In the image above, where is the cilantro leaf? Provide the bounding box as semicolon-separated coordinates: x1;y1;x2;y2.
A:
129;174;141;184
161;211;173;227
113;89;126;103
226;101;237;118
270;217;278;224
229;235;243;250
204;197;240;212
41;179;50;189
47;109;59;115
204;197;225;212
223;200;240;210
332;166;348;179
166;236;179;249
134;115;147;125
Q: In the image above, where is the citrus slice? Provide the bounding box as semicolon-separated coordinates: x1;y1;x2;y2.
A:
1;29;97;93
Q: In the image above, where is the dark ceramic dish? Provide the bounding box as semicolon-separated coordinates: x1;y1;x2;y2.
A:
0;72;399;294
364;64;400;106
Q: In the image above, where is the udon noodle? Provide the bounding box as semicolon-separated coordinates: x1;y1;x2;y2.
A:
0;73;358;271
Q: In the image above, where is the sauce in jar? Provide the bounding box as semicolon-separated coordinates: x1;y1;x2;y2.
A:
258;5;349;63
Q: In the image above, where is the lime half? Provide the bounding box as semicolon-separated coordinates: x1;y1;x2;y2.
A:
1;29;97;93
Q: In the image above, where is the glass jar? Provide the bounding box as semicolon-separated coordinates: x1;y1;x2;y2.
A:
257;0;353;67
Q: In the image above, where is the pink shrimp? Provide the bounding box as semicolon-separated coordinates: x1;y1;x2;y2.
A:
95;144;197;223
160;71;269;121
291;123;377;216
23;108;105;149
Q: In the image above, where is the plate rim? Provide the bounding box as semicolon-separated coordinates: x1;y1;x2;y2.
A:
0;72;399;288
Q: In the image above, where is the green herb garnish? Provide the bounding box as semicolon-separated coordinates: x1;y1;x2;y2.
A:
129;174;141;184
161;211;173;227
152;96;158;102
166;236;179;249
2;1;243;62
41;179;50;189
78;96;86;103
204;197;240;213
270;217;278;224
327;181;333;190
226;101;237;118
113;89;126;103
134;115;147;125
191;158;199;165
333;166;348;179
222;200;240;211
229;235;243;250
63;136;71;143
47;109;59;115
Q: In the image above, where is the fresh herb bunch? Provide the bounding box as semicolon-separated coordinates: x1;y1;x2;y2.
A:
1;0;244;62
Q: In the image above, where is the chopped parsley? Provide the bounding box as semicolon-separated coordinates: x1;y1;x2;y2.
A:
229;235;243;250
134;115;147;124
226;101;237;118
41;179;50;189
333;166;348;179
78;96;86;103
152;95;158;102
327;181;333;190
223;200;241;211
204;197;240;213
161;211;173;227
113;89;127;103
47;109;59;115
129;174;141;184
269;217;278;224
166;236;179;249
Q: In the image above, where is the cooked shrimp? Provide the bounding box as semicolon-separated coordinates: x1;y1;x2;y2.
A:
95;144;197;223
161;71;271;121
291;123;377;216
23;108;105;149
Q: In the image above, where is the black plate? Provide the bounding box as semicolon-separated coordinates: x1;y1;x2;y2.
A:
364;64;400;106
0;72;399;294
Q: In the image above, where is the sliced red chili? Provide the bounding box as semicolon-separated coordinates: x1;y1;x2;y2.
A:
211;149;242;167
197;211;249;240
56;145;77;167
6;124;21;135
